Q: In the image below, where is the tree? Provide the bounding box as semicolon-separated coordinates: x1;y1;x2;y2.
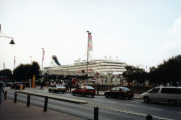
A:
13;61;40;81
29;61;40;80
0;69;12;79
148;54;181;86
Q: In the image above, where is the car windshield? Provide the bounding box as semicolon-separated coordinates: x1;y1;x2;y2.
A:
56;85;64;87
146;88;154;93
122;87;130;91
85;86;94;90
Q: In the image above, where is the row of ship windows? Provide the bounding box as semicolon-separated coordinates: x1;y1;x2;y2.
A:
74;62;124;65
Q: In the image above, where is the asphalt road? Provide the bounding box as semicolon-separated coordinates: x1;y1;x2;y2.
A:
5;87;181;120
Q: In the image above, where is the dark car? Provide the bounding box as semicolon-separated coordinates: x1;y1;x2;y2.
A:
11;82;25;89
48;84;66;93
104;87;134;99
72;86;96;97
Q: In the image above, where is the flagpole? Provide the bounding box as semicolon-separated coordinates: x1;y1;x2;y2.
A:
86;31;89;85
42;48;44;77
14;56;15;70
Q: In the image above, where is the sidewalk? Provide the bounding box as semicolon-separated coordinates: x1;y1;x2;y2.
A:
0;99;87;120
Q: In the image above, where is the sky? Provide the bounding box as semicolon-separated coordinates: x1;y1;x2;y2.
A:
0;0;181;72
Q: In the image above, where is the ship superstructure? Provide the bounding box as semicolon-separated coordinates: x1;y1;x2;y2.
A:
43;55;126;77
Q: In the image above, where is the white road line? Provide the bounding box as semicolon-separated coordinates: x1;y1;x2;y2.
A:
125;103;137;106
149;108;162;111
107;101;116;103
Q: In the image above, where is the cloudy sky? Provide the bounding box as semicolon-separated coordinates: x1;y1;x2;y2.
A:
0;0;181;72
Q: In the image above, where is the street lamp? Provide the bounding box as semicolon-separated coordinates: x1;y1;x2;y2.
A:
30;56;32;64
0;24;15;45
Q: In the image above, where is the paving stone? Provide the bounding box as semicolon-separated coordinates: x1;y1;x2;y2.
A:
0;99;87;120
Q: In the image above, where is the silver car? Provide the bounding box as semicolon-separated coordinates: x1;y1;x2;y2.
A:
49;84;66;93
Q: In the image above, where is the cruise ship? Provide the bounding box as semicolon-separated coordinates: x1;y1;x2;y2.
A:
43;55;127;78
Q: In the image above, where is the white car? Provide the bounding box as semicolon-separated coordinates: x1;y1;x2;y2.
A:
48;84;66;93
141;87;181;106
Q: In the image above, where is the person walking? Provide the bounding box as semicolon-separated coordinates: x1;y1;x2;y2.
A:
39;78;43;90
68;77;72;92
65;82;69;91
0;82;5;105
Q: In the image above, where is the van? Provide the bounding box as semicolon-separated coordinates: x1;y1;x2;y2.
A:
140;87;181;106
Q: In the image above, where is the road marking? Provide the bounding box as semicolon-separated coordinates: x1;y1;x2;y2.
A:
179;112;181;113
149;108;162;111
107;101;116;103
125;104;137;107
84;103;174;120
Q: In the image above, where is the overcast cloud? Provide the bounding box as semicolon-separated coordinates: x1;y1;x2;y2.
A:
0;0;181;72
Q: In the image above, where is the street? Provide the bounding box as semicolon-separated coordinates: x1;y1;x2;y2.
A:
5;87;181;120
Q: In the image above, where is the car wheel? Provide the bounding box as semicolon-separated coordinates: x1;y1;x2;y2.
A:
49;89;51;92
11;87;13;89
91;95;94;98
105;94;109;98
144;97;150;103
128;97;132;100
62;92;64;94
82;93;85;97
72;92;75;96
169;100;177;106
118;95;124;99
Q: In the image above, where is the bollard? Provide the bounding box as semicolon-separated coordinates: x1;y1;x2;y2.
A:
44;96;48;111
146;115;153;120
94;107;99;120
27;94;30;107
14;92;17;103
4;91;7;100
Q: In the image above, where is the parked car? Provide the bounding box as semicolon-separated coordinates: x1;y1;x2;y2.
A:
0;81;6;88
140;87;181;106
104;87;134;99
11;82;25;89
48;84;66;93
72;86;96;97
6;82;13;87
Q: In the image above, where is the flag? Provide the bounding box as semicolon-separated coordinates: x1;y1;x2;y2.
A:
88;33;93;51
42;49;45;61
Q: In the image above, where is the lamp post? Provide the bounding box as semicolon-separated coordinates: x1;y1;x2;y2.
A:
0;24;15;45
30;56;32;64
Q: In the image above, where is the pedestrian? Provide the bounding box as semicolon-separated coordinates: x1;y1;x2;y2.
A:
0;82;5;105
65;82;69;91
39;78;43;90
68;77;72;92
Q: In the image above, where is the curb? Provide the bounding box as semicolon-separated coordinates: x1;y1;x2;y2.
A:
17;90;87;104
